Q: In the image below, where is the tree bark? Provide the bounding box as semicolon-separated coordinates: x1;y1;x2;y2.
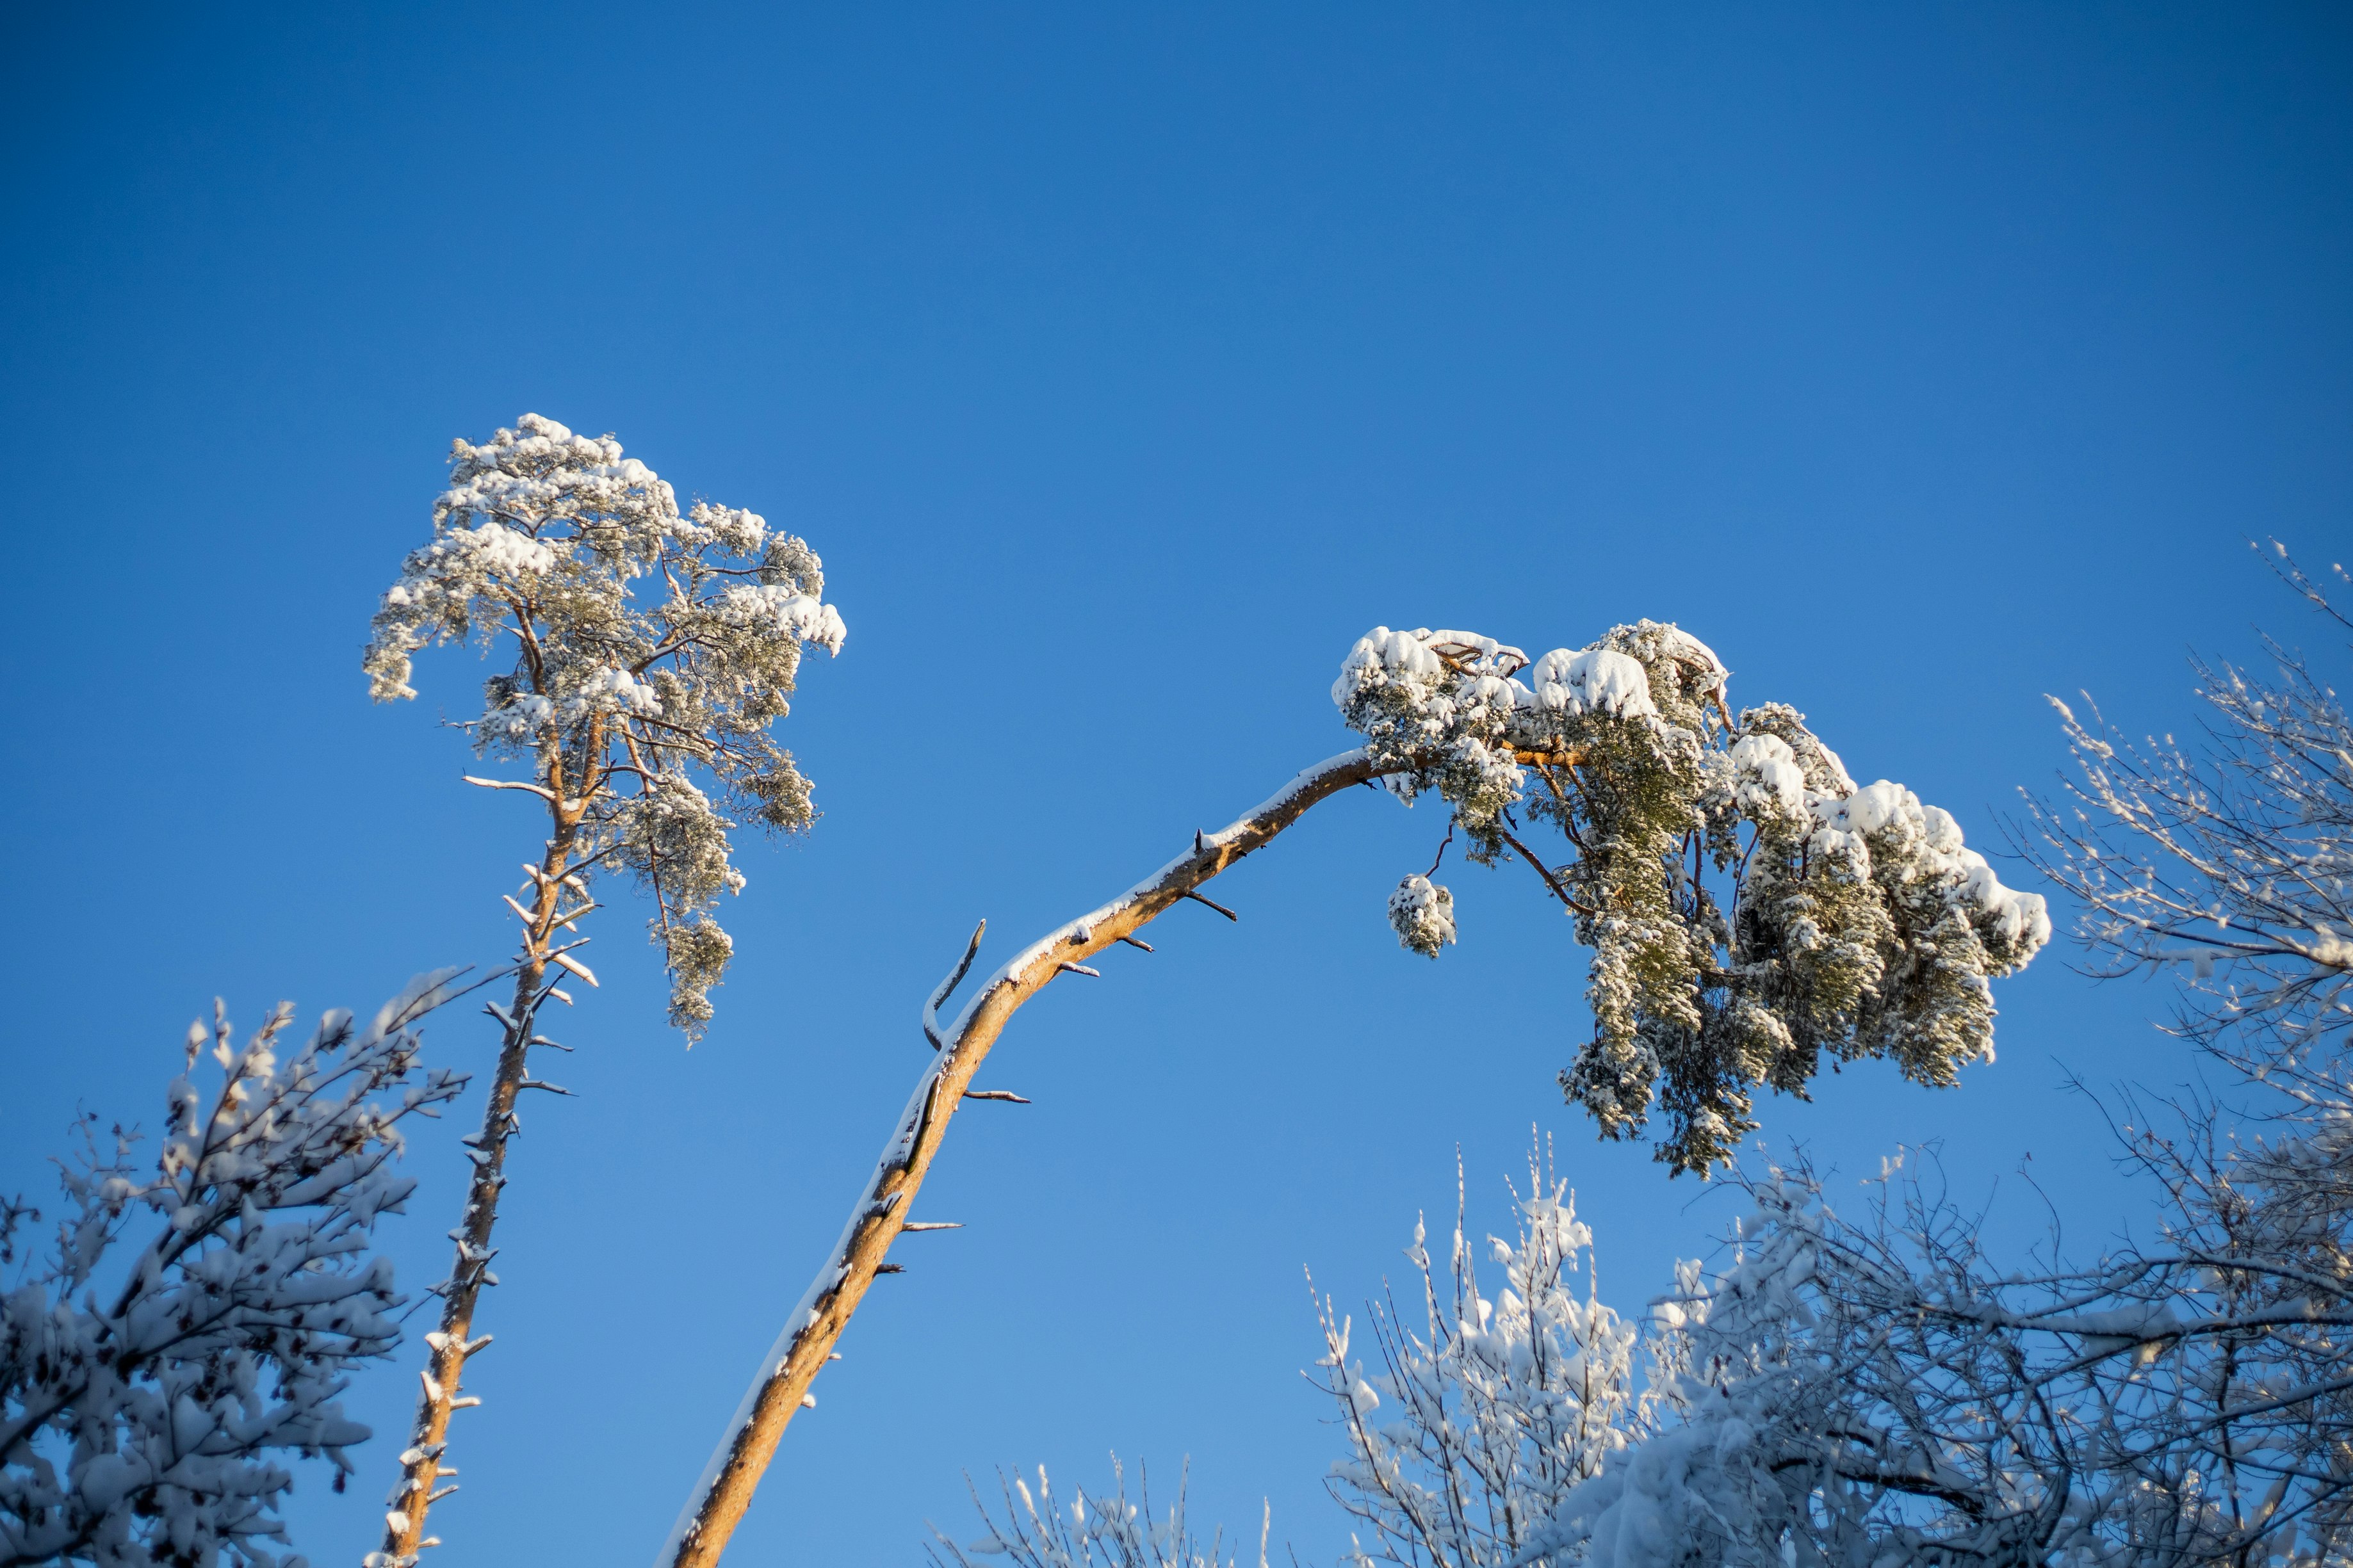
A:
374;819;579;1567
656;748;1395;1568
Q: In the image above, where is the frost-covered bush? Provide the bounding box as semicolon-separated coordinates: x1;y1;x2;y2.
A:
1332;623;2049;1174
364;412;845;1035
0;976;464;1568
1310;1144;1656;1568
1540;1145;2353;1567
929;1460;1266;1568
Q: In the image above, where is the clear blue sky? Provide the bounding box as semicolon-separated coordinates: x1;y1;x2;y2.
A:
3;5;2349;1564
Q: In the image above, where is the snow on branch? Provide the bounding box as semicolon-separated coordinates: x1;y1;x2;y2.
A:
0;976;468;1568
658;750;1385;1568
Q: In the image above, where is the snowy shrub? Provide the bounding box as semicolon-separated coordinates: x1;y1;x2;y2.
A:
1540;1144;2353;1567
1332;622;2049;1175
929;1460;1266;1568
0;976;465;1568
1311;1142;1657;1567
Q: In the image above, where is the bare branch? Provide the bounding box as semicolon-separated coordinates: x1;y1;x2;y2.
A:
657;749;1392;1568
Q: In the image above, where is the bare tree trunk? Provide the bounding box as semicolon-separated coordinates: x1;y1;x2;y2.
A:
375;818;582;1567
656;749;1390;1568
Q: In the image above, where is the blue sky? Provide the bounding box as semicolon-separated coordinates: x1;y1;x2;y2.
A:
3;4;2349;1564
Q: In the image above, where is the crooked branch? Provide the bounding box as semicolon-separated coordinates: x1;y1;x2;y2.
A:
656;747;1396;1568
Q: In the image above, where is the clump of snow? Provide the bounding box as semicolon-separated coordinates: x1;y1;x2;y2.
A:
1727;731;1807;819
1527;647;1658;720
1388;875;1458;957
1811;777;2051;968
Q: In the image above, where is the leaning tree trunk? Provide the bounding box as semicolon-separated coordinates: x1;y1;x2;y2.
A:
655;748;1398;1568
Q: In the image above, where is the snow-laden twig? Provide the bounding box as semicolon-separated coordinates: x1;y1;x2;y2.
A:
924;922;988;1049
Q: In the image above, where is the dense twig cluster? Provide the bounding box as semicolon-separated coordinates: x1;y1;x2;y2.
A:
1543;1133;2353;1566
2021;543;2353;1076
929;1461;1269;1568
1310;1143;1656;1568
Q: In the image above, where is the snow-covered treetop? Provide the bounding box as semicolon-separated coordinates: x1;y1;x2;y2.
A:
362;415;847;1037
1333;620;2049;1174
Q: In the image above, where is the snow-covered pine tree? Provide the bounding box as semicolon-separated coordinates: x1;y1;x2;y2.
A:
0;976;466;1568
360;416;845;1566
660;618;2044;1567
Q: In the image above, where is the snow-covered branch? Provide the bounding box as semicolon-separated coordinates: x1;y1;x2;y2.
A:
1335;621;2049;1174
667;615;2048;1564
0;976;467;1568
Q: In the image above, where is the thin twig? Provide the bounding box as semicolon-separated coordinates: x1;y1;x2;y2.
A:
922;921;989;1050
